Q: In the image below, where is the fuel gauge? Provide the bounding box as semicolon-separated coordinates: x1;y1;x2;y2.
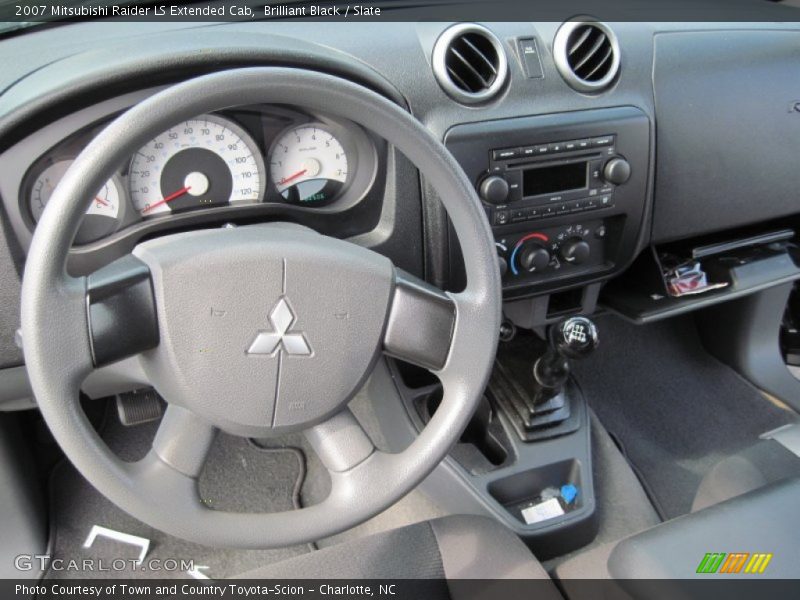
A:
29;160;124;244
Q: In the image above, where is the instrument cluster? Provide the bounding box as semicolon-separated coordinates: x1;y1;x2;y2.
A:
20;106;377;245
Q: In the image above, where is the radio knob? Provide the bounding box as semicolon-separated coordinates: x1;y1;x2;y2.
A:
603;157;631;185
479;175;510;205
560;238;591;265
518;242;551;273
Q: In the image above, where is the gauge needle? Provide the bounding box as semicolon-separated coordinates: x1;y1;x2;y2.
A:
94;196;110;207
142;186;192;214
279;169;307;186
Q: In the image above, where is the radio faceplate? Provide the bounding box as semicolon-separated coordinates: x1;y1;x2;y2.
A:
486;136;621;228
444;107;650;296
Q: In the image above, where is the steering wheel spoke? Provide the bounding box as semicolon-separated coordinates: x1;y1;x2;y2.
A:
383;271;457;372
86;255;160;367
305;409;375;473
151;405;218;478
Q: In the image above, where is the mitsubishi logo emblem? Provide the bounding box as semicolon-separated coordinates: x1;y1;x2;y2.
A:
247;297;312;357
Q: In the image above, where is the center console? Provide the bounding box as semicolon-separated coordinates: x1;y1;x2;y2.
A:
445;106;650;300
389;108;652;557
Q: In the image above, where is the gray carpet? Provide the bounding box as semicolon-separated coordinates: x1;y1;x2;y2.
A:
46;413;311;580
572;314;800;519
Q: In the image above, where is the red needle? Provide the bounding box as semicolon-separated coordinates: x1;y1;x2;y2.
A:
94;196;110;207
142;186;192;214
279;169;307;186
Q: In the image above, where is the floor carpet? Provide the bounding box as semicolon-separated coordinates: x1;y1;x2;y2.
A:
571;314;800;519
45;413;311;580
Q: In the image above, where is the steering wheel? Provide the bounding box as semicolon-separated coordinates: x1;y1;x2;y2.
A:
20;68;500;548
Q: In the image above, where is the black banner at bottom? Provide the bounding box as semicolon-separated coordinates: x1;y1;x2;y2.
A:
5;579;800;600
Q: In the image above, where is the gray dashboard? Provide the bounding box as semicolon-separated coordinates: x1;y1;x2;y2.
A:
2;18;800;401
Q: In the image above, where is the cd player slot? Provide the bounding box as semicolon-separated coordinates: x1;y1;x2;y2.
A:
506;151;598;169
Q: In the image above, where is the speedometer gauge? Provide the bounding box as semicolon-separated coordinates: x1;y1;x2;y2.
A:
270;125;349;206
129;114;264;218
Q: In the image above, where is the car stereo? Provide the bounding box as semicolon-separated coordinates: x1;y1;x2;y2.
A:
480;134;628;227
444;107;650;296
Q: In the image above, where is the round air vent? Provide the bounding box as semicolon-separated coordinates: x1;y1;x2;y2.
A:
554;20;620;92
432;23;509;105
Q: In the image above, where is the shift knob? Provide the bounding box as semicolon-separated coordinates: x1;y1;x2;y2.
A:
534;316;599;392
524;316;599;416
549;316;599;359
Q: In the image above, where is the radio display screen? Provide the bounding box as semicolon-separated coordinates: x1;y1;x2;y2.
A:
523;162;587;197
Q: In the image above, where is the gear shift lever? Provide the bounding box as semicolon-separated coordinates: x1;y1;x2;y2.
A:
533;316;599;405
487;315;599;441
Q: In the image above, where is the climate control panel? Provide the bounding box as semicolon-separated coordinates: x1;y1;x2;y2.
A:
497;220;608;287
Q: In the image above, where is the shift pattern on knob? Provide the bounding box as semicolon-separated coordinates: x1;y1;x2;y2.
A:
551;316;599;359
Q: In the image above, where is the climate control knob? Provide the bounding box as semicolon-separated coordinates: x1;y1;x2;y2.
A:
498;255;508;278
518;242;552;273
603;157;631;185
560;238;591;265
479;175;510;205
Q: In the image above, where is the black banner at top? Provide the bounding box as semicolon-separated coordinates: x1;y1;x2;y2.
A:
2;0;800;23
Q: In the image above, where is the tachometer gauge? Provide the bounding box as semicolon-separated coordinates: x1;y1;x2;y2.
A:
29;160;123;244
270;125;349;206
129;114;264;218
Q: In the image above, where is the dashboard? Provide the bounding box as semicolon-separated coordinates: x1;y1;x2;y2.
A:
1;15;800;377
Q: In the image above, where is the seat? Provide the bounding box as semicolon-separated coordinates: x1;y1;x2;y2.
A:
235;515;556;591
691;437;800;512
609;478;800;580
556;478;800;586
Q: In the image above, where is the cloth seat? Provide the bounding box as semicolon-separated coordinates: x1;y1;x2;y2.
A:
555;478;800;587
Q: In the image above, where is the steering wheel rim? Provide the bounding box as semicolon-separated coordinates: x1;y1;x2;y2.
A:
20;67;500;548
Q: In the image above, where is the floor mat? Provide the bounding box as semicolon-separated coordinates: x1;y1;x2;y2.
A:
572;315;800;519
46;413;311;580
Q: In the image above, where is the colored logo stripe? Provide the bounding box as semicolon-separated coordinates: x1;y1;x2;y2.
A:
719;553;749;574
744;553;773;574
696;552;773;574
697;553;726;574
